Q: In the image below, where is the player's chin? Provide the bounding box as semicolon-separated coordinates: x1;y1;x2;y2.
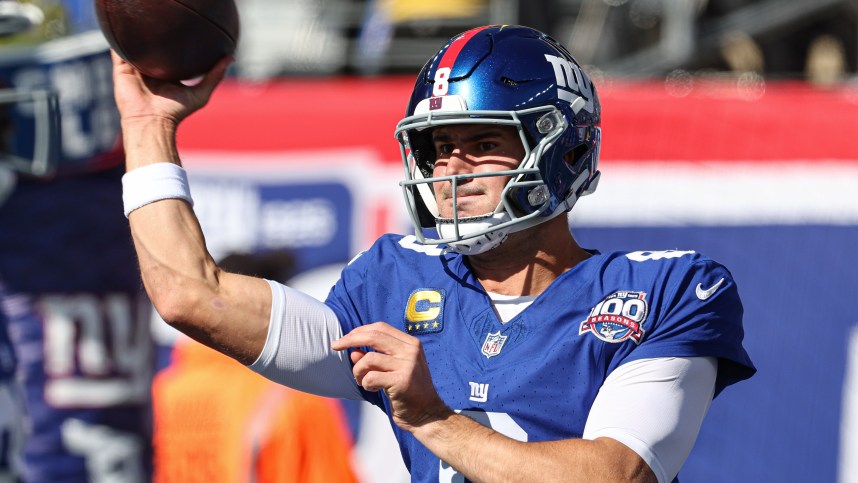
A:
437;199;491;219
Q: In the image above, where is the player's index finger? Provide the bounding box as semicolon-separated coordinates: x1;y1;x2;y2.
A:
355;321;419;346
332;323;413;353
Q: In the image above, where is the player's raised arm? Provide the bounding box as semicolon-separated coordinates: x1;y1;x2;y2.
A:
112;52;270;364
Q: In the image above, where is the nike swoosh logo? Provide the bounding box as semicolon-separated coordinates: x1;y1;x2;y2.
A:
696;278;725;300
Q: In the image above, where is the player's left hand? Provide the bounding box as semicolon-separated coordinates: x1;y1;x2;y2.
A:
332;322;452;432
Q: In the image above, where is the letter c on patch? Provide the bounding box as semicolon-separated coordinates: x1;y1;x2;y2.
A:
406;290;442;322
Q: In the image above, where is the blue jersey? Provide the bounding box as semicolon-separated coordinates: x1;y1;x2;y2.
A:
0;166;153;482
326;234;755;481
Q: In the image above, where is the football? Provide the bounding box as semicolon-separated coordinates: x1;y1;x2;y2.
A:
94;0;240;82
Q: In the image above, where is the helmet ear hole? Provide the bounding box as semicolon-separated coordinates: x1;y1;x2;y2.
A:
406;129;437;178
565;143;590;169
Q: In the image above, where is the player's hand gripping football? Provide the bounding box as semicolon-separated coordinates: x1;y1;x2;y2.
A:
111;51;232;127
332;322;453;432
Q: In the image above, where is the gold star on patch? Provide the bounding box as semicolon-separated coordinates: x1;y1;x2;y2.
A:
423;323;430;329
432;322;439;328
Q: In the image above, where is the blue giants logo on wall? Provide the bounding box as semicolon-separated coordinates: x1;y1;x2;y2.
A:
257;183;352;270
579;291;648;344
191;177;353;273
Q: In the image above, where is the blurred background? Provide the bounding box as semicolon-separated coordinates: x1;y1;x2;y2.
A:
230;0;856;83
2;0;857;482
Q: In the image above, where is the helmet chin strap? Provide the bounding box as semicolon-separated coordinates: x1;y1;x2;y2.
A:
436;212;512;255
437;190;579;256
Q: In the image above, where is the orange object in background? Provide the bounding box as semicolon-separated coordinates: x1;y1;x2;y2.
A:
153;337;358;483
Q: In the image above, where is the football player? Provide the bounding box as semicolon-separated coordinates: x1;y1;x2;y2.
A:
113;25;755;483
0;1;152;481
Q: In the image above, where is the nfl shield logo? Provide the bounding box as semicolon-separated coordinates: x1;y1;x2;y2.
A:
481;331;508;359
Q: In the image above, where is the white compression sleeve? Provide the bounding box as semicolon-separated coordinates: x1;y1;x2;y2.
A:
248;280;363;400
582;356;718;483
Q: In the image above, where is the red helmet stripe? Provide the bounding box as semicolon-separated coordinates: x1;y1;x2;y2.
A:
436;25;492;73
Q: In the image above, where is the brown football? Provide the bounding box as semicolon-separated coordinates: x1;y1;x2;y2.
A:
94;0;239;82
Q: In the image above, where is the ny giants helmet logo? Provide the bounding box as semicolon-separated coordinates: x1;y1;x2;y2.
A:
579;291;648;344
544;54;595;113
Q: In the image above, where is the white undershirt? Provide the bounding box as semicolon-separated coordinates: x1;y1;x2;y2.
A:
486;291;536;323
250;280;717;483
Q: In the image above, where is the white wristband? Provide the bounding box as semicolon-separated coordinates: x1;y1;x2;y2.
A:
122;163;194;218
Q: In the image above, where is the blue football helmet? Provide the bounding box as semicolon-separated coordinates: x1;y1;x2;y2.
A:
0;0;121;179
395;25;601;255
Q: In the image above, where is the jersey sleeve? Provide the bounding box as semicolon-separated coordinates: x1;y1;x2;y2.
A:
324;237;401;407
324;253;370;335
324;236;397;335
622;259;755;395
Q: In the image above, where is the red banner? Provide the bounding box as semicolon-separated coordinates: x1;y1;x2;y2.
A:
178;77;858;163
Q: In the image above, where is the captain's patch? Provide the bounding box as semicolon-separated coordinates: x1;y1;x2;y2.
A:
404;289;445;335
